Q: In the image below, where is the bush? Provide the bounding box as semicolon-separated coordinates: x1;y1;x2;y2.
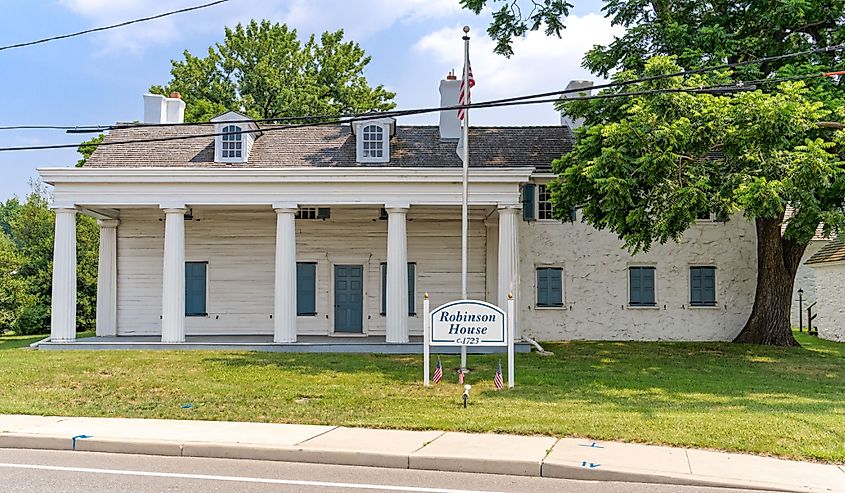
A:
13;303;50;335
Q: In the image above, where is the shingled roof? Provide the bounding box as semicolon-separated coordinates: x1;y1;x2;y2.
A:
83;124;571;170
806;237;845;265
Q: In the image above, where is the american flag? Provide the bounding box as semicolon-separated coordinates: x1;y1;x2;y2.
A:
458;369;465;385
493;360;504;390
457;57;475;121
432;356;443;384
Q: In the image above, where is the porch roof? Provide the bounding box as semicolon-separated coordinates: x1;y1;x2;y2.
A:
83;124;571;170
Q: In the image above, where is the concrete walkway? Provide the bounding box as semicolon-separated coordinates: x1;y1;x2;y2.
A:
1;415;842;493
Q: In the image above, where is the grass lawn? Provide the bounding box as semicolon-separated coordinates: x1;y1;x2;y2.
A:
1;331;843;463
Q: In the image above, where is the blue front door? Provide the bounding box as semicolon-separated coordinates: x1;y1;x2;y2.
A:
334;265;364;333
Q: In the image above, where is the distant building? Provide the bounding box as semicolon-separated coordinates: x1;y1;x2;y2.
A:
806;238;845;341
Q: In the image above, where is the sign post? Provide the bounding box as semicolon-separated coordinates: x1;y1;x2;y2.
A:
423;296;515;387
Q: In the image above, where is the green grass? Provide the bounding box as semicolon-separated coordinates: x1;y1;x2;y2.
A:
1;331;844;463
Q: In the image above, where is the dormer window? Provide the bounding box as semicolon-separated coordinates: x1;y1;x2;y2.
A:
221;125;243;159
211;111;261;163
362;125;384;159
353;118;394;163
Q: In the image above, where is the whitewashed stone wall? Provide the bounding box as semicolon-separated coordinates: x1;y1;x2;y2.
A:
515;213;758;341
116;206;488;337
809;262;845;342
790;240;826;328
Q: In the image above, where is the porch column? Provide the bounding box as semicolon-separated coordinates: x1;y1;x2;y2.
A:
161;207;187;343
497;205;520;339
50;207;77;342
386;205;409;343
95;219;119;337
274;206;297;343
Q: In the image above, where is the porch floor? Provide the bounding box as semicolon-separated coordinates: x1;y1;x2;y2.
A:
34;335;531;354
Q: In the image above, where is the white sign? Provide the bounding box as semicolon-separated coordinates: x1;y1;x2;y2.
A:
429;300;506;346
423;296;515;388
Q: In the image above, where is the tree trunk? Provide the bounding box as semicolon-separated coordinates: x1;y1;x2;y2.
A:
733;217;806;346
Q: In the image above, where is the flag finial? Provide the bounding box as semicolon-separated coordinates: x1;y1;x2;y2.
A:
463;25;470;34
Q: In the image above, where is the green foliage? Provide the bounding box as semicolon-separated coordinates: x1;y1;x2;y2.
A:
551;57;845;252
76;134;106;167
460;0;572;57
584;0;845;79
149;20;396;122
0;183;98;335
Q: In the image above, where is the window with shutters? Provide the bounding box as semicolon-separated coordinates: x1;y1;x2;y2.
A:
185;262;207;316
690;266;717;306
296;262;317;316
628;266;656;306
537;185;554;220
380;262;416;316
536;267;563;307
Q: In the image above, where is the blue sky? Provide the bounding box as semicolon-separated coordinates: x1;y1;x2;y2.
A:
0;0;617;199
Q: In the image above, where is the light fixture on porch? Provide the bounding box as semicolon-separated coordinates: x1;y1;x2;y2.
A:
184;208;194;221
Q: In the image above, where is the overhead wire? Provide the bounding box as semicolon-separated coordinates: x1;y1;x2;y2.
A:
0;0;232;52
0;72;829;153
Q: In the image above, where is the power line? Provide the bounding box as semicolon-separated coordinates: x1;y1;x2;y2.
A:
0;0;232;52
2;42;842;134
0;73;825;153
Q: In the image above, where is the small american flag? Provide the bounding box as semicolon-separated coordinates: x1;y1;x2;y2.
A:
458;369;465;385
493;360;504;390
457;57;475;121
432;356;443;384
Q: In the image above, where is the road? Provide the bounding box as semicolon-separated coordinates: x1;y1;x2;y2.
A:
0;449;763;493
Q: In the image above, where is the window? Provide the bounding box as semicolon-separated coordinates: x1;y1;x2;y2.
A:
221;125;243;159
629;267;656;306
296;207;317;220
296;262;317;316
536;267;563;307
696;211;714;221
380;262;416;316
690;266;717;306
185;262;207;316
537;185;554;220
362;124;384;158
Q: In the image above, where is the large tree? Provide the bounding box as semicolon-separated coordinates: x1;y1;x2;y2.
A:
463;0;845;345
149;20;396;123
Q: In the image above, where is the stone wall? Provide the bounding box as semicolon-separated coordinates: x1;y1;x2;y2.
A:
809;262;845;342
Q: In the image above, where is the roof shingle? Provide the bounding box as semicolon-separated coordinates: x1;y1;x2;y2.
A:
84;124;571;170
806;237;845;265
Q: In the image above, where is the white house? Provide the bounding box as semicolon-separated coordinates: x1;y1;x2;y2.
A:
38;75;760;350
806;238;845;341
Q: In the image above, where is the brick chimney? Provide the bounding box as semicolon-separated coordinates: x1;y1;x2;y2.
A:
439;70;461;139
143;92;186;124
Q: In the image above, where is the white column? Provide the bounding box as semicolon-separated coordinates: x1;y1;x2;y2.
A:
386;206;409;343
161;207;187;343
498;205;520;339
274;206;297;343
95;219;119;337
50;207;78;342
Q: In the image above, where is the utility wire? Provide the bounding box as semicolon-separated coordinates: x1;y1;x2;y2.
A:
0;73;826;153
2;41;842;134
0;0;232;52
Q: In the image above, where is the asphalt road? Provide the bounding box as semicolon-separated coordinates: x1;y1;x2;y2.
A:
0;449;764;493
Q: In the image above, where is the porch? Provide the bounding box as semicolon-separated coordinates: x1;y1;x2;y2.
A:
33;335;532;353
40;167;533;348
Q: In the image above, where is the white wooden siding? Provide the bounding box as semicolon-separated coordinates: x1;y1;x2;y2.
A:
116;206;488;336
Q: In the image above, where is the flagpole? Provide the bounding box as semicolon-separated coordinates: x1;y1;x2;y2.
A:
460;26;470;371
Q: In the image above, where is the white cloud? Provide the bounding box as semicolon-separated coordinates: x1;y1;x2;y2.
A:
58;0;461;54
409;14;624;124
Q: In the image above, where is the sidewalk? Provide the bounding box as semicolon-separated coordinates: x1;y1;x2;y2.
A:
1;415;842;492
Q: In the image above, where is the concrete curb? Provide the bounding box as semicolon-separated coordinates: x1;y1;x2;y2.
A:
1;416;842;493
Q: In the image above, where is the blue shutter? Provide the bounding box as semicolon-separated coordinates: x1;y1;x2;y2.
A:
642;268;655;305
185;262;207;316
380;263;387;316
521;184;536;222
549;268;562;306
702;268;716;305
296;262;317;316
407;263;416;315
536;268;562;307
629;268;641;305
691;267;716;306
